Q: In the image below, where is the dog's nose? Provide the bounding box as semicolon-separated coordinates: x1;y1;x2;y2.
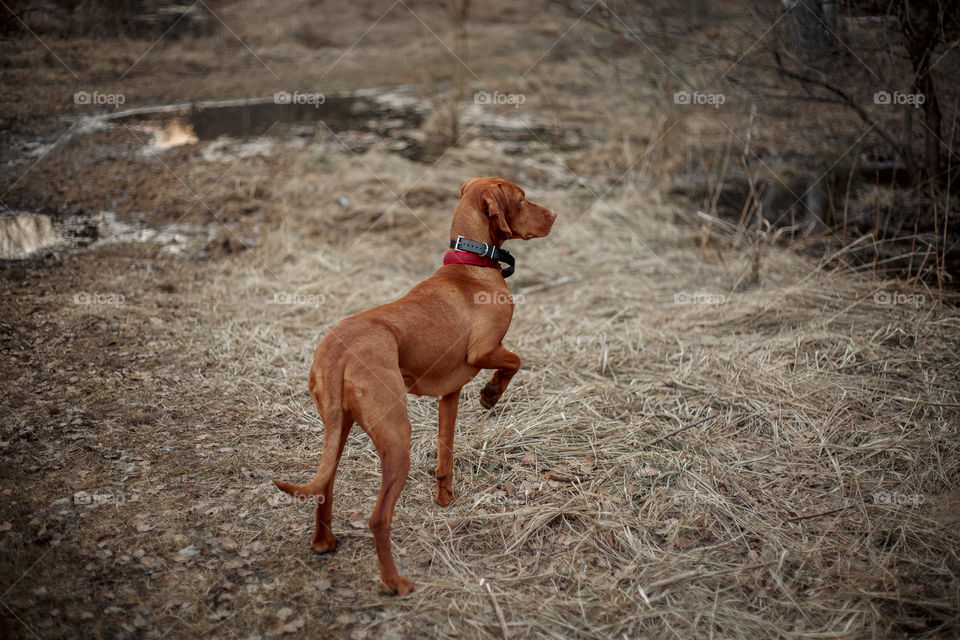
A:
547;210;557;223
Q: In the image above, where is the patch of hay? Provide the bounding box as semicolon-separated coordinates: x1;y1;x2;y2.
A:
0;213;60;259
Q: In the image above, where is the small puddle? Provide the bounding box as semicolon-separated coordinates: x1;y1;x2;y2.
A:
94;87;431;160
63;86;589;161
8;86;592;171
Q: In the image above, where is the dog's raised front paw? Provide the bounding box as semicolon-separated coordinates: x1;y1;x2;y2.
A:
480;383;501;409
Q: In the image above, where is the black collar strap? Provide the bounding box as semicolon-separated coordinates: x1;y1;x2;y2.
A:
450;235;515;278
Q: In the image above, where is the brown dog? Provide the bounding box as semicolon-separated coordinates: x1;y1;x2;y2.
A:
274;177;556;594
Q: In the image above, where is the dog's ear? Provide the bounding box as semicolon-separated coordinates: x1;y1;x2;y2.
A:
482;184;513;236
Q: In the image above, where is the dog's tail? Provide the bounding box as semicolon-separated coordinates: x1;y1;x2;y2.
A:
274;366;346;498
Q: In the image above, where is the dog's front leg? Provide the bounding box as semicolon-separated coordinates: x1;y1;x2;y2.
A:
434;390;460;506
469;343;522;410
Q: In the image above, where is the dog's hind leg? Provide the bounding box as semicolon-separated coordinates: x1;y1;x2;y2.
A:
350;367;414;595
368;413;412;595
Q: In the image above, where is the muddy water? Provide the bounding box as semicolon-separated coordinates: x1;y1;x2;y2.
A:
85;87;588;160
100;88;431;160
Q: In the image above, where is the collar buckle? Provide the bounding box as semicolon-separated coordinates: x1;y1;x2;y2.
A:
453;235;491;256
449;235;515;278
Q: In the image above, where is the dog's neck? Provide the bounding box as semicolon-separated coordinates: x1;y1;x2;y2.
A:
448;202;507;247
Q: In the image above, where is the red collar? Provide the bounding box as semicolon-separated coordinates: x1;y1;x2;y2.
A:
443;250;502;271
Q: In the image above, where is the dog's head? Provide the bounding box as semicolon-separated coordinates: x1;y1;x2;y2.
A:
459;177;556;242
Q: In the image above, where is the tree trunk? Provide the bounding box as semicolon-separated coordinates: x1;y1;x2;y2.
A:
901;0;946;179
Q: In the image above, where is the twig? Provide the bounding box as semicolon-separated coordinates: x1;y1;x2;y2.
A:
640;415;714;449
785;505;851;523
543;470;591;483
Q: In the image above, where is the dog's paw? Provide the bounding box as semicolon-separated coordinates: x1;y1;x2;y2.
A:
310;535;338;554
383;575;415;596
479;383;501;409
434;485;454;506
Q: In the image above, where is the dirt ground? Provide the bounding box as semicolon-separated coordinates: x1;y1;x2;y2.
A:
1;1;959;638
